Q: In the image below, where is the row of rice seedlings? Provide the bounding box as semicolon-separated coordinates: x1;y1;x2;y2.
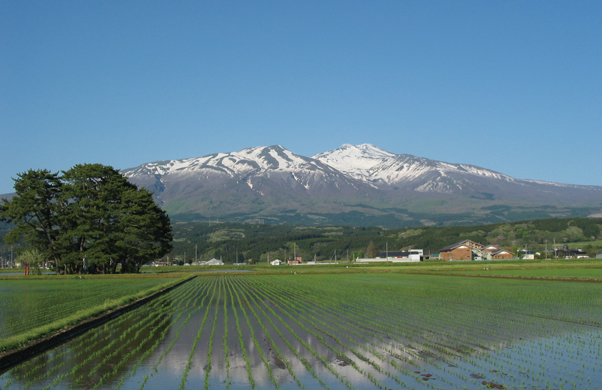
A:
229;277;281;390
113;278;211;389
232;275;323;390
203;277;223;390
222;279;231;390
248;277;433;389
33;279;195;390
252;276;564;388
332;278;564;386
310;272;600;388
248;277;433;371
179;278;219;390
92;307;180;390
0;280;194;390
230;277;330;389
243;276;438;390
0;279;177;338
230;276;359;390
78;287;195;388
146;278;215;382
224;277;256;389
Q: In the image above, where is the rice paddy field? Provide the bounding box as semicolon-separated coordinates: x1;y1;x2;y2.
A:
1;273;601;390
0;276;183;341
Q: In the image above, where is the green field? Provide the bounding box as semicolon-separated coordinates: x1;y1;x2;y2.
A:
1;272;601;389
0;274;189;353
554;239;602;248
439;268;602;279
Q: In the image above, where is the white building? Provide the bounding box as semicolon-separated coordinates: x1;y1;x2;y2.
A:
204;258;224;266
270;259;282;266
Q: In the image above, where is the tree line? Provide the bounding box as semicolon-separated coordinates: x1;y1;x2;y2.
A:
0;164;172;273
168;217;602;263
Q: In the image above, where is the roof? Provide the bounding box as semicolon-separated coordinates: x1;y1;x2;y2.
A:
376;251;409;257
440;240;483;252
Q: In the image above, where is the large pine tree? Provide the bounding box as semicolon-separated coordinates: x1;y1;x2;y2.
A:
0;164;172;273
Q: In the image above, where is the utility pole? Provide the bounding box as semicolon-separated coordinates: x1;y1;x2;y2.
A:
386;242;388;259
195;244;198;264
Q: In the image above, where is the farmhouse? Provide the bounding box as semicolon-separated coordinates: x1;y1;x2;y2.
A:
439;240;484;261
204;258;224;266
491;249;514;260
270;259;282;265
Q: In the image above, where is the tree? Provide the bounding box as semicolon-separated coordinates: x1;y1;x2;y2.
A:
0;169;65;269
0;164;173;274
17;247;45;275
366;241;376;258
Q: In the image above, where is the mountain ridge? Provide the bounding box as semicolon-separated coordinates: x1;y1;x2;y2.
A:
120;144;602;227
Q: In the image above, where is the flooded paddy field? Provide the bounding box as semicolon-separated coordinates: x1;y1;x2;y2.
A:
1;273;601;389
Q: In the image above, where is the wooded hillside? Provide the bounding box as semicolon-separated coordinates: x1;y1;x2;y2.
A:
167;217;602;263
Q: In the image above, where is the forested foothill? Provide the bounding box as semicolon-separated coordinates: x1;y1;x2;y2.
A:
167;217;602;264
0;164;173;274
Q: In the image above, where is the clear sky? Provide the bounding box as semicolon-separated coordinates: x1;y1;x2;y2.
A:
2;1;601;194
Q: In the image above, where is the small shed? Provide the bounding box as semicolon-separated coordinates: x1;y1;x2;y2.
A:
270;259;282;266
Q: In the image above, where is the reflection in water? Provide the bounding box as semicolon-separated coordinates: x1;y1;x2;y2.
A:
1;274;601;390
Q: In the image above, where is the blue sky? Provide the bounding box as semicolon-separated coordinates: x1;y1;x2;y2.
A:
1;1;601;194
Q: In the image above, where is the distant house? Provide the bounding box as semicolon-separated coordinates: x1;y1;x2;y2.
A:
288;259;302;265
597;254;602;259
522;250;536;260
205;258;224;266
554;248;588;259
376;249;424;261
439;240;484;261
491;249;514;260
482;244;500;253
270;259;282;266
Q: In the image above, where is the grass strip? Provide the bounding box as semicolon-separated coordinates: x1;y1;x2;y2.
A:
0;274;195;356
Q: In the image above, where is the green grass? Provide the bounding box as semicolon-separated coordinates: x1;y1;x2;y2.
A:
0;274;194;354
439;268;602;279
554;239;602;248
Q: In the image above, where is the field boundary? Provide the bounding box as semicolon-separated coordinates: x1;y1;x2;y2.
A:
0;275;195;373
404;271;602;283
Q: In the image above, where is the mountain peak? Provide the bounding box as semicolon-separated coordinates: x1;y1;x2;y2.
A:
313;143;396;179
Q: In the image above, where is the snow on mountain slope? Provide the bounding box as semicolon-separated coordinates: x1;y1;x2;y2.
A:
368;155;516;186
124;145;332;178
122;145;368;199
313;144;516;191
312;144;395;179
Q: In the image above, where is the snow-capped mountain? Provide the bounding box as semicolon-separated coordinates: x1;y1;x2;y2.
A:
122;144;602;226
312;144;396;180
122;145;378;217
314;144;516;191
